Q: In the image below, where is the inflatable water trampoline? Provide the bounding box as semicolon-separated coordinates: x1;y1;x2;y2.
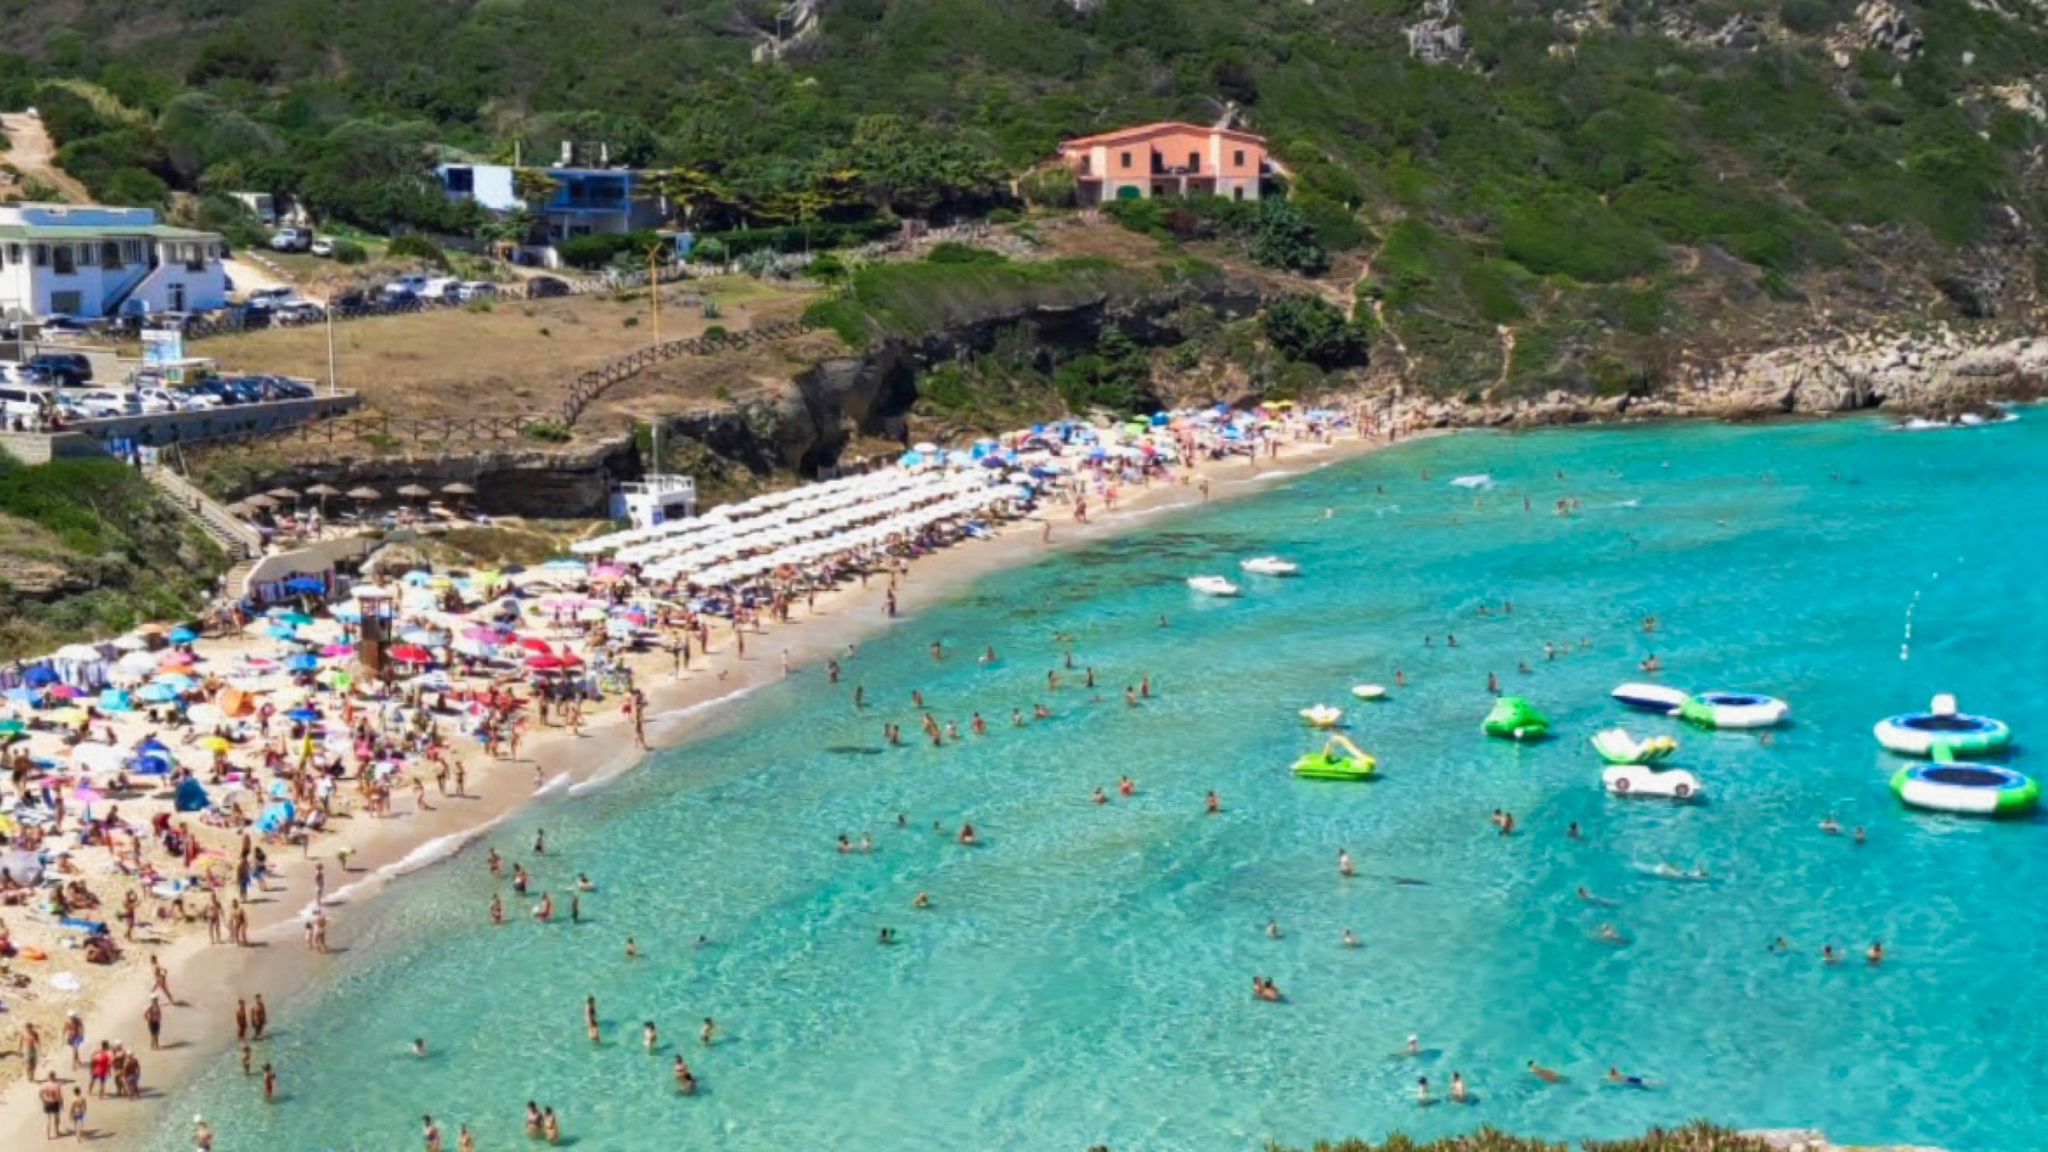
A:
1875;695;2011;758
1678;692;1790;730
1891;762;2039;816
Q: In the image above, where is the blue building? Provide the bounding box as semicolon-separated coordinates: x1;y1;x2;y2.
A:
436;163;668;245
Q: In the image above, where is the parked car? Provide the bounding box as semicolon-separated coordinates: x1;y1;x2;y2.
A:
328;289;371;313
65;389;135;418
417;277;463;302
456;281;499;302
527;276;571;299
28;352;93;387
36;316;99;341
0;362;53;388
274;300;326;323
269;227;313;252
134;387;186;414
382;275;431;299
310;236;335;258
0;384;56;422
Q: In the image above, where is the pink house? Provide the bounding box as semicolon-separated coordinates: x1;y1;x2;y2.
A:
1057;122;1275;206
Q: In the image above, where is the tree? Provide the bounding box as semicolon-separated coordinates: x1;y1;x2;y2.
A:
1262;295;1369;369
512;168;557;210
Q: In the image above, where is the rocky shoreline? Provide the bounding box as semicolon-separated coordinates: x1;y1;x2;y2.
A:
1394;330;2048;429
1745;1128;1951;1152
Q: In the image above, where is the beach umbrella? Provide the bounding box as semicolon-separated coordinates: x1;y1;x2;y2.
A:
23;666;58;688
270;610;317;627
397;483;432;500
346;486;381;502
168;627;199;645
112;633;150;652
243;493;278;510
47;707;88;725
152;674;198;691
440;482;476;497
136;683;182;704
399;629;444;645
0;720;25;736
158;651;197;668
285;708;321;724
97;688;135;713
388;644;434;665
1;688;34;705
266;487;302;502
48;684;83;700
284;654;320;673
314;669;353;690
319;644;355;659
199;736;232;753
306;483;341;498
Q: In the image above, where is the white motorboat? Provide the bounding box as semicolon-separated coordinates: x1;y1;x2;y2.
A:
1240;556;1300;576
1187;575;1242;598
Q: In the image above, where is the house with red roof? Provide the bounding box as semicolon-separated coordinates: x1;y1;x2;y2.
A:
1056;121;1277;206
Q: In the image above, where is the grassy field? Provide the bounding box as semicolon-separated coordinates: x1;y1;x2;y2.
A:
202;276;821;421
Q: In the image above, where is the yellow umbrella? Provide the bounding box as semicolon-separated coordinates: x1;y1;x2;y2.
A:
46;707;89;725
199;736;232;752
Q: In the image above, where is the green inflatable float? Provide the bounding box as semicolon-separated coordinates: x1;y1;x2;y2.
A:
1292;734;1376;782
1483;696;1552;742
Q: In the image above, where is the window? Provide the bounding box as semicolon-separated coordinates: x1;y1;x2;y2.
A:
444;167;475;194
1188;152;1200;172
6;244;19;265
50;290;82;316
101;241;122;269
1232;187;1245;201
1120;150;1133;169
52;245;75;275
32;244;48;268
1233;149;1246;167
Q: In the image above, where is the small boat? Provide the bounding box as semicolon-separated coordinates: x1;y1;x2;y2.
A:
1611;683;1689;713
1299;704;1344;728
1591;728;1679;766
1603;764;1703;800
1240;556;1300;577
1350;684;1388;701
1187;576;1241;597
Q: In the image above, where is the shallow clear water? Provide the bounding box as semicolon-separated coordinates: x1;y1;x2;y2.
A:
149;418;2048;1152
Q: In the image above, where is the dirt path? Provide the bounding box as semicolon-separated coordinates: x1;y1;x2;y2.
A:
0;111;91;203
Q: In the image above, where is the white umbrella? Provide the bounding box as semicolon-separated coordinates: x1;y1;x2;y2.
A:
112;634;151;652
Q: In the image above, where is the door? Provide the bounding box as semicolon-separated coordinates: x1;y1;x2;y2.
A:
168;283;187;312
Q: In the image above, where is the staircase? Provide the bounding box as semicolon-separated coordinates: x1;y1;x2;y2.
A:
143;464;264;596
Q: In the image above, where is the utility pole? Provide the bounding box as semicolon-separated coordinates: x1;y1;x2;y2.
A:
647;240;665;345
324;301;338;395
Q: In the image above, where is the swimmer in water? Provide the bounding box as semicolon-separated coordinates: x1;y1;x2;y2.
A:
1416;1076;1431;1106
1252;976;1284;1003
1451;1072;1469;1103
1853;826;1866;845
957;823;979;846
1576;886;1615;908
1866;941;1885;965
643;1021;658;1051
1092;787;1109;806
1527;1060;1564;1084
1566;822;1582;841
413;1038;428;1058
626;937;640;959
1820;816;1842;835
1822;945;1841;965
1341;929;1359;949
1205;791;1222;815
1607;1067;1650;1089
1640;654;1662;674
1118;776;1135;797
913;892;932;909
1338;848;1355;877
1265;919;1283;940
1768;936;1790;954
1407;1034;1421;1057
1596;924;1629;946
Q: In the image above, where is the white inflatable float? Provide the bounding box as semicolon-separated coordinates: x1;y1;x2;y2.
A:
1602;764;1703;800
1186;575;1241;597
1239;556;1300;576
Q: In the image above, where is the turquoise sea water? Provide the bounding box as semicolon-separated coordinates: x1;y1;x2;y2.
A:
148;418;2048;1152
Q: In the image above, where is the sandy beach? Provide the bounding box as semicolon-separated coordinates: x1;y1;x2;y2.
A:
0;416;1415;1150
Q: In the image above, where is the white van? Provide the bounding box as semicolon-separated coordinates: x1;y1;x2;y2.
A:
0;384;56;422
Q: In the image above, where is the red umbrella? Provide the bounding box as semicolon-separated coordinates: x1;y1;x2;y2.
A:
525;656;566;672
517;638;553;655
388;644;435;665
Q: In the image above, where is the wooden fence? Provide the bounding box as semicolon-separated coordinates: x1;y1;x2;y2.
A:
556;319;815;427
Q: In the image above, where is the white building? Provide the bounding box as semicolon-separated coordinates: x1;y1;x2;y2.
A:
0;203;229;321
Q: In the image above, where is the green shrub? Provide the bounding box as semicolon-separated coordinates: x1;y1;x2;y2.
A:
522;421;572;443
702;324;729;341
802;297;871;348
1262;294;1369;368
926;241;1005;265
330;239;368;265
985;207;1020;225
386;234;447;267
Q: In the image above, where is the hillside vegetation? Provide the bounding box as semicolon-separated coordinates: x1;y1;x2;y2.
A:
3;0;2046;393
0;454;226;658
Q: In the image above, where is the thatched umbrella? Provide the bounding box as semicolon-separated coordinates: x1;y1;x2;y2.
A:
346;486;381;502
305;482;341;511
439;482;476;497
266;487;302;502
242;493;277;509
396;483;432;500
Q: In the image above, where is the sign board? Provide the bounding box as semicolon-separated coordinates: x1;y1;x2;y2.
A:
141;328;185;367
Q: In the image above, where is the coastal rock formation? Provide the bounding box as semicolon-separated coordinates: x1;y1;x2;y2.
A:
1745;1129;1952;1152
1831;1;1922;67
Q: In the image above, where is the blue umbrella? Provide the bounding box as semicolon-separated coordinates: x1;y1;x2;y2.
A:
97;688;135;712
284;576;326;594
898;451;925;467
136;684;182;704
284;654;319;673
23;666;58;688
266;624;299;641
285;708;321;724
168;627;198;644
137;738;170;756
